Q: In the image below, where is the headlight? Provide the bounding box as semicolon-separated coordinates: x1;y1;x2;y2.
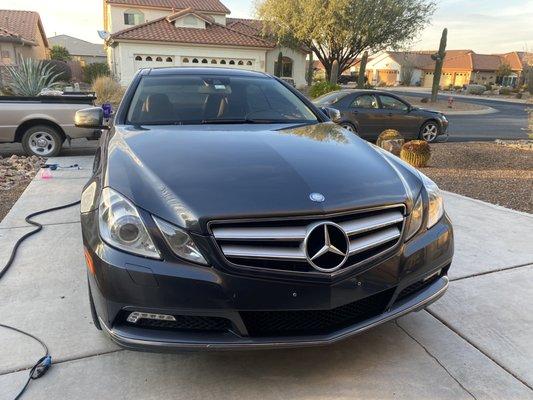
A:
406;194;423;240
98;187;160;259
441;115;447;122
420;173;444;228
153;216;207;265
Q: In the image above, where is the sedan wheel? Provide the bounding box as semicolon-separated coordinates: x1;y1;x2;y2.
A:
341;123;358;135
420;122;440;142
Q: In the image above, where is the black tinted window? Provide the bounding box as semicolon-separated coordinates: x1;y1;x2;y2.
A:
351;94;379;109
126;75;318;125
380;95;408;111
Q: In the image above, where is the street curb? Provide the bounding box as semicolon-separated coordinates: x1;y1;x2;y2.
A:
443;191;533;217
443;107;498;116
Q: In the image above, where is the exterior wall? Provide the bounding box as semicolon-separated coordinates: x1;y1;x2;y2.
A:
365;54;400;85
470;71;497;85
265;46;307;88
72;54;108;66
107;4;226;33
111;41;267;86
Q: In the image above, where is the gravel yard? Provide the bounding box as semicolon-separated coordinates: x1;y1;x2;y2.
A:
0;155;44;221
401;95;489;113
420;142;533;213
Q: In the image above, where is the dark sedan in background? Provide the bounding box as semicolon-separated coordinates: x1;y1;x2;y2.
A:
314;90;449;142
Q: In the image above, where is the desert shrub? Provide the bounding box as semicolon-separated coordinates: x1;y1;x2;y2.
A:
484;83;493;91
465;84;485;95
92;76;125;107
6;57;61;96
515;92;523;99
50;45;72;62
377;81;388;87
420;97;429;103
43;60;72;82
377;129;403;147
499;87;511;95
400;140;431;167
309;81;341;99
83;62;110;83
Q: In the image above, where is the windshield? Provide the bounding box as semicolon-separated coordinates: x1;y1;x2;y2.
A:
126;75;319;125
314;91;347;106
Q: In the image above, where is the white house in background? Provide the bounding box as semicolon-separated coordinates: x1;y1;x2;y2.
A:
364;51;434;86
103;0;308;87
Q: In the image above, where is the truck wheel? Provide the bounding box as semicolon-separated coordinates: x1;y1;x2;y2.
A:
21;125;63;157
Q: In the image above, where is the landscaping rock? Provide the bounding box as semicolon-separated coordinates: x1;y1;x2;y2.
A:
0;155;44;191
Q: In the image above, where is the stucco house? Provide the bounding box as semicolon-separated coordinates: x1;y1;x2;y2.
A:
48;34;106;66
366;50;532;88
103;0;308;87
0;9;49;66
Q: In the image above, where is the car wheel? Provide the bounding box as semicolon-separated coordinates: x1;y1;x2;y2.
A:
419;121;440;142
340;122;359;135
88;279;102;330
21;125;63;157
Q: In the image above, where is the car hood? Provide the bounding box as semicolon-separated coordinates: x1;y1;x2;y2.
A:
104;122;422;233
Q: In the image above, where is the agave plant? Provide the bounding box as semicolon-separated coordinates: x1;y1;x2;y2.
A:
6;56;62;96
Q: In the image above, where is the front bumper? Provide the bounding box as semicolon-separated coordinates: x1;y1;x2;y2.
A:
83;213;453;351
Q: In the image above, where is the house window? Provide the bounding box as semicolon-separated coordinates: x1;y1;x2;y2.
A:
166;57;173;62
247;61;253;66
238;60;244;65
145;56;153;61
274;56;293;77
220;60;226;64
192;58;199;63
124;9;144;25
183;58;189;63
202;59;208;64
229;60;235;65
211;59;217;64
135;56;142;61
156;57;163;62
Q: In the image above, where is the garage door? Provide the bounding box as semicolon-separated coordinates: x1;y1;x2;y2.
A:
134;55;175;71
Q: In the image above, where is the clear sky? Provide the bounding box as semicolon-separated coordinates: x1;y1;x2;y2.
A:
1;0;531;53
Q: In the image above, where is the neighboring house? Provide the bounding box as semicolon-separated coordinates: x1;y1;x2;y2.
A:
366;50;533;88
0;9;49;66
48;34;106;66
103;0;308;87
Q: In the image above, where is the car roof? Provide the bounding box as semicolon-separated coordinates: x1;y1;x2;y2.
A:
334;89;399;96
144;67;271;78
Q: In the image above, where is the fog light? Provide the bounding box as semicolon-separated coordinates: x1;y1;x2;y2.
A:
127;312;176;324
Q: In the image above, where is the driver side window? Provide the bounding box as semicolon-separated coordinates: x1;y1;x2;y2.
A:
351;94;379;109
380;95;408;111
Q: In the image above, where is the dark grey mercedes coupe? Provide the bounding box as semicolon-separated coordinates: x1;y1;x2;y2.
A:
75;68;453;351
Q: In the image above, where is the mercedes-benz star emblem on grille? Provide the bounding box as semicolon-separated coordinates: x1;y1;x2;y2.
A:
304;222;349;272
309;192;325;203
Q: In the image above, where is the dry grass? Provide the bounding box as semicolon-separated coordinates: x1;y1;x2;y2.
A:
92;76;125;108
420;142;533;213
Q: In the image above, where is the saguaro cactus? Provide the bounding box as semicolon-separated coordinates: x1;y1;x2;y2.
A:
330;60;339;84
357;51;369;88
306;52;314;86
431;28;447;102
275;51;283;77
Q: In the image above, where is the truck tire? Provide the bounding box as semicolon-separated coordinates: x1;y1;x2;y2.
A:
21;125;63;157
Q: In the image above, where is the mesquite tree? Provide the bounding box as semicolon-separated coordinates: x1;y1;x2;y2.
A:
257;0;435;81
357;51;368;88
431;28;447;102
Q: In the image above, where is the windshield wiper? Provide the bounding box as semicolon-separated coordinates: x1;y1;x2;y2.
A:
201;118;259;124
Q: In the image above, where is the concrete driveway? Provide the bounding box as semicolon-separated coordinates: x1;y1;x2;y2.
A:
0;156;532;400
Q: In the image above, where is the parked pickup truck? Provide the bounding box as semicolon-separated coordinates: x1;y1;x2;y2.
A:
0;93;99;157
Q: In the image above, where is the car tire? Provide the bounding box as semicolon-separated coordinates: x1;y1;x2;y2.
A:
419;121;440;142
21;125;63;157
340;122;359;135
88;279;102;331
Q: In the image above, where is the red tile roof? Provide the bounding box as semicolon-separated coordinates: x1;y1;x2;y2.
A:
110;17;275;48
166;7;215;24
106;0;230;14
0;10;48;47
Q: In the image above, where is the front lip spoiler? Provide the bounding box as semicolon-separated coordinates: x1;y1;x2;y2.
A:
100;276;449;351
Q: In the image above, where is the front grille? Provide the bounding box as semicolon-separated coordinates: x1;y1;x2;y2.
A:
241;289;394;337
210;206;405;274
396;274;441;302
118;312;232;333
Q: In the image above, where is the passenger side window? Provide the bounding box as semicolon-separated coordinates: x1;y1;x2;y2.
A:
351;95;379;109
379;95;409;111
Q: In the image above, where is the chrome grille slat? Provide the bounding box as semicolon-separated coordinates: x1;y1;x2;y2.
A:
212;226;306;241
349;227;401;255
340;211;404;237
210;205;405;275
221;245;306;260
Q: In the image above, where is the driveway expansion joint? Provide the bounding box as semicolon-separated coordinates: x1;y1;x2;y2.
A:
395;320;478;400
451;263;533;282
426;309;533;392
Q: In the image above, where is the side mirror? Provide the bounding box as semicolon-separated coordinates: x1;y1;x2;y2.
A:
320;107;342;123
75;107;109;130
